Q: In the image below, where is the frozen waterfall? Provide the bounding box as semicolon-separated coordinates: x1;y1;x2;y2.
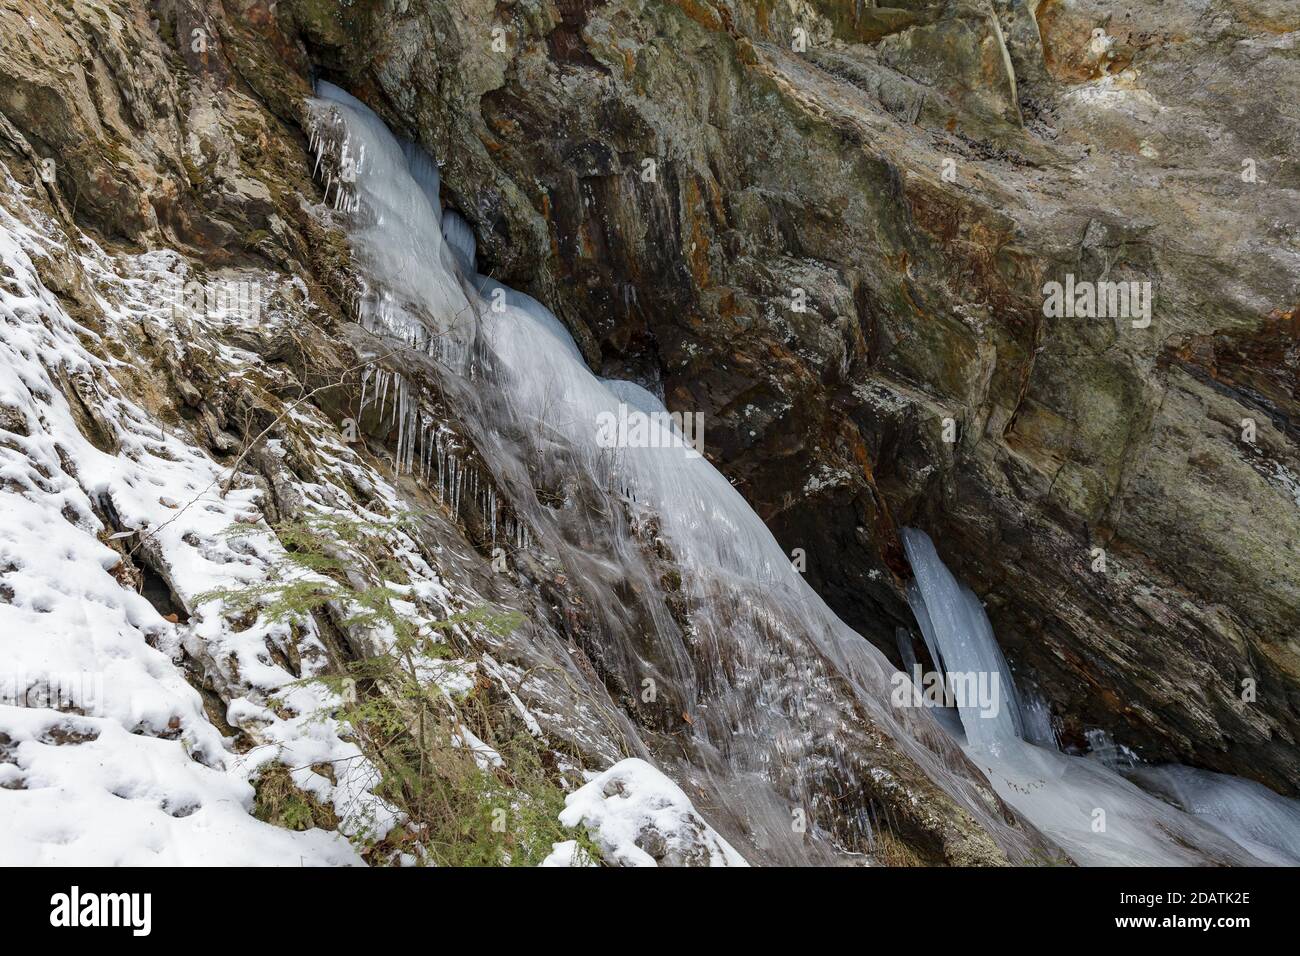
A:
309;81;1298;866
903;528;1300;866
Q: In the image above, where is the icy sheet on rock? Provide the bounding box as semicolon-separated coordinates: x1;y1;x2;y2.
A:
902;527;1300;866
311;80;1046;868
310;80;1300;868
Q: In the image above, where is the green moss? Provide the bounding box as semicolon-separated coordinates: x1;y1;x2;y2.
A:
181;156;204;188
202;510;596;865
253;763;340;830
242;228;271;250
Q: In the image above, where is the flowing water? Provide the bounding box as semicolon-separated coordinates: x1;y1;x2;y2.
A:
903;529;1300;865
308;82;1299;866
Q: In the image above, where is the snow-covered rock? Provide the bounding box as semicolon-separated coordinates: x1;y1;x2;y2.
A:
539;839;597;867
557;759;748;867
0;180;369;865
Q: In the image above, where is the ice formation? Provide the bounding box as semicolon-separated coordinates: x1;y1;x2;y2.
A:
903;528;1300;865
311;82;1030;864
293;82;1300;866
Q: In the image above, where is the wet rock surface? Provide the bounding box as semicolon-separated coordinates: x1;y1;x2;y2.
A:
0;0;1295;864
276;0;1299;794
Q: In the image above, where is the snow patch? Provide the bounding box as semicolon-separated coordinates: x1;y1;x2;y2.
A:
557;758;748;867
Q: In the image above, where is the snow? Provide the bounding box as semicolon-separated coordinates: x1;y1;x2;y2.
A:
452;724;503;770
0;706;358;866
0;159;533;863
3;63;1288;866
0;177;368;864
557;759;748;867
539;839;597;867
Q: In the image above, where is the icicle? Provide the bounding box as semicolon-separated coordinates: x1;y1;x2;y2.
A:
395;384;407;474
408;407;420;475
454;455;463;514
377;369;390;424
306;82;1300;868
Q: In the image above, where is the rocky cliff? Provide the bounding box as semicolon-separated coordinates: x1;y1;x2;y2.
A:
0;0;1296;864
273;0;1300;793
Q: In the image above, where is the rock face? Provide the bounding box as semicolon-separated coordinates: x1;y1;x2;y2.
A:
275;0;1300;794
0;0;1055;865
0;0;1295;865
